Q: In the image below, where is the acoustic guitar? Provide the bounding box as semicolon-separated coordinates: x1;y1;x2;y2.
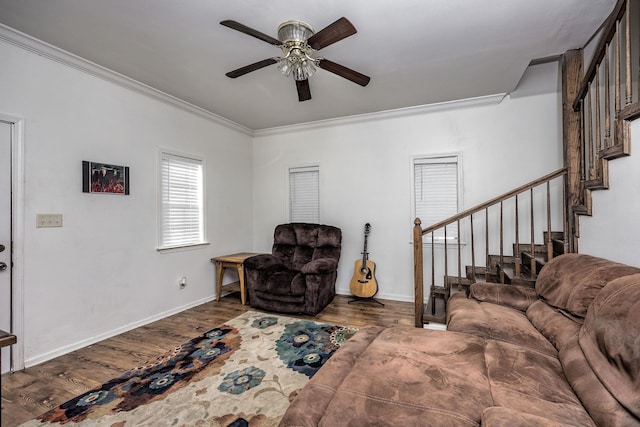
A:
349;223;378;298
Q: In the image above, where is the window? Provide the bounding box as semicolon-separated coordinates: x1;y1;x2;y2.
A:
413;155;460;240
159;151;205;249
289;165;319;223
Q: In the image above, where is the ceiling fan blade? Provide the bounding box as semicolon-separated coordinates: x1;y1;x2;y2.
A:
317;59;371;86
307;17;357;50
296;79;312;102
225;58;278;78
220;20;281;46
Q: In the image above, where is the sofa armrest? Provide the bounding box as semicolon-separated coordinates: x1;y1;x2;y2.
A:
469;282;537;311
482;407;579;426
300;257;338;274
243;254;282;270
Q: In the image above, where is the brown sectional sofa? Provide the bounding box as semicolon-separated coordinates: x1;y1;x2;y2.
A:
279;253;640;426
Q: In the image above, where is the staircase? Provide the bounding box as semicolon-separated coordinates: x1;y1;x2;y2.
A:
414;0;640;328
413;168;568;326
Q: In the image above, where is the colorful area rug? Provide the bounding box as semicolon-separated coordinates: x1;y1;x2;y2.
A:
21;311;358;427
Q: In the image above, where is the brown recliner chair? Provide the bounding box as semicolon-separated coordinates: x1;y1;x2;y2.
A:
244;223;342;315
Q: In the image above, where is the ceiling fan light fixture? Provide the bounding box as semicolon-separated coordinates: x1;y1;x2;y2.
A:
277;55;317;81
275;21;319;82
292;58;316;81
300;59;316;78
277;20;315;44
277;57;293;77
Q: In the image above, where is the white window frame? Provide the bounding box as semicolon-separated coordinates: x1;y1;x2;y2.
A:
157;149;207;251
287;165;320;223
411;153;462;242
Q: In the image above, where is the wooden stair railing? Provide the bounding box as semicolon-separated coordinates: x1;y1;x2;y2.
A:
566;0;639;250
413;168;568;327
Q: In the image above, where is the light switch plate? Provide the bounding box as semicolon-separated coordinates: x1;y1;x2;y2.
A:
37;214;63;228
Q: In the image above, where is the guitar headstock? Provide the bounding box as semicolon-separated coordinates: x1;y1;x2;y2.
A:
364;223;371;235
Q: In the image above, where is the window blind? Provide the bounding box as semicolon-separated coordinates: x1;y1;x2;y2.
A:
289;166;319;223
414;156;459;239
160;152;204;248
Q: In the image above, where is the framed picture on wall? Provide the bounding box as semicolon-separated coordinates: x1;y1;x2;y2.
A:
82;161;130;195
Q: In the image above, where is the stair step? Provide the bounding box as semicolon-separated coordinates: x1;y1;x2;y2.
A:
513;243;548;255
544;231;564;242
430;286;448;295
572;204;589;216
584;178;608;191
423;297;447;325
487;254;516;274
465;265;488;281
551;238;566;257
521;251;546;275
497;264;536;287
444;276;474;295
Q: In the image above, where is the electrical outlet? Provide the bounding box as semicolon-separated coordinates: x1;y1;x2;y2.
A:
37;214;63;228
179;277;187;289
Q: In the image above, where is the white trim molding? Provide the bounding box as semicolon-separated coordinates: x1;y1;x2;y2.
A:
0;23;253;137
254;93;507;137
0;113;26;371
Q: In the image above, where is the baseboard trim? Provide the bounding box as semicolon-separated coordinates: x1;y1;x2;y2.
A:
336;290;413;303
24;295;216;368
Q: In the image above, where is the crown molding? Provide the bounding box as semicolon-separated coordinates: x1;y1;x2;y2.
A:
0;23;507;138
0;24;253;136
253;93;507;137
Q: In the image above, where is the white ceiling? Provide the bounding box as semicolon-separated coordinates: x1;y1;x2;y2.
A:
0;0;615;131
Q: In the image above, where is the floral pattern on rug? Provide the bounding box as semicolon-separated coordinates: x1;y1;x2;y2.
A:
275;321;357;378
21;311;357;427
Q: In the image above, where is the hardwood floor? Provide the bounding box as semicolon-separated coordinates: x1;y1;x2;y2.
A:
1;294;414;427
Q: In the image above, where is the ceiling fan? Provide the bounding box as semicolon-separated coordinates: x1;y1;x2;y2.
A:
220;17;371;102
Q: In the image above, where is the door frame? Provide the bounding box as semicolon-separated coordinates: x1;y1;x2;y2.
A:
0;113;25;371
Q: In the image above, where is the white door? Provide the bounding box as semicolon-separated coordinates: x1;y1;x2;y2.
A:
0;121;11;373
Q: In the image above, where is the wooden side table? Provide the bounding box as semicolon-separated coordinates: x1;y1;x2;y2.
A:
0;329;16;375
211;252;262;305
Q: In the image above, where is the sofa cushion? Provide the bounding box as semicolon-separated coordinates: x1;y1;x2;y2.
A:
578;273;640;420
526;300;581;352
481;406;586;427
280;326;386;427
560;335;639;427
291;245;315;271
484;339;595;426
273;223;297;245
300;257;338;274
272;223;315;271
293;223;319;246
447;293;557;357
265;271;301;295
315;225;342;247
469;282;537;312
272;223;342;272
535;253;640;318
281;327;493;426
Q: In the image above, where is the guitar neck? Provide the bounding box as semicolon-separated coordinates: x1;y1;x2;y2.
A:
360;234;369;267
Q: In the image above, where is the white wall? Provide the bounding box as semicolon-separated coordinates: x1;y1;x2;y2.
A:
253;62;563;302
0;40;253;366
578;120;640;267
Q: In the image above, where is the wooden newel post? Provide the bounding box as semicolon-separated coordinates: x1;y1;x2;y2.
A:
413;218;424;327
562;48;583;252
